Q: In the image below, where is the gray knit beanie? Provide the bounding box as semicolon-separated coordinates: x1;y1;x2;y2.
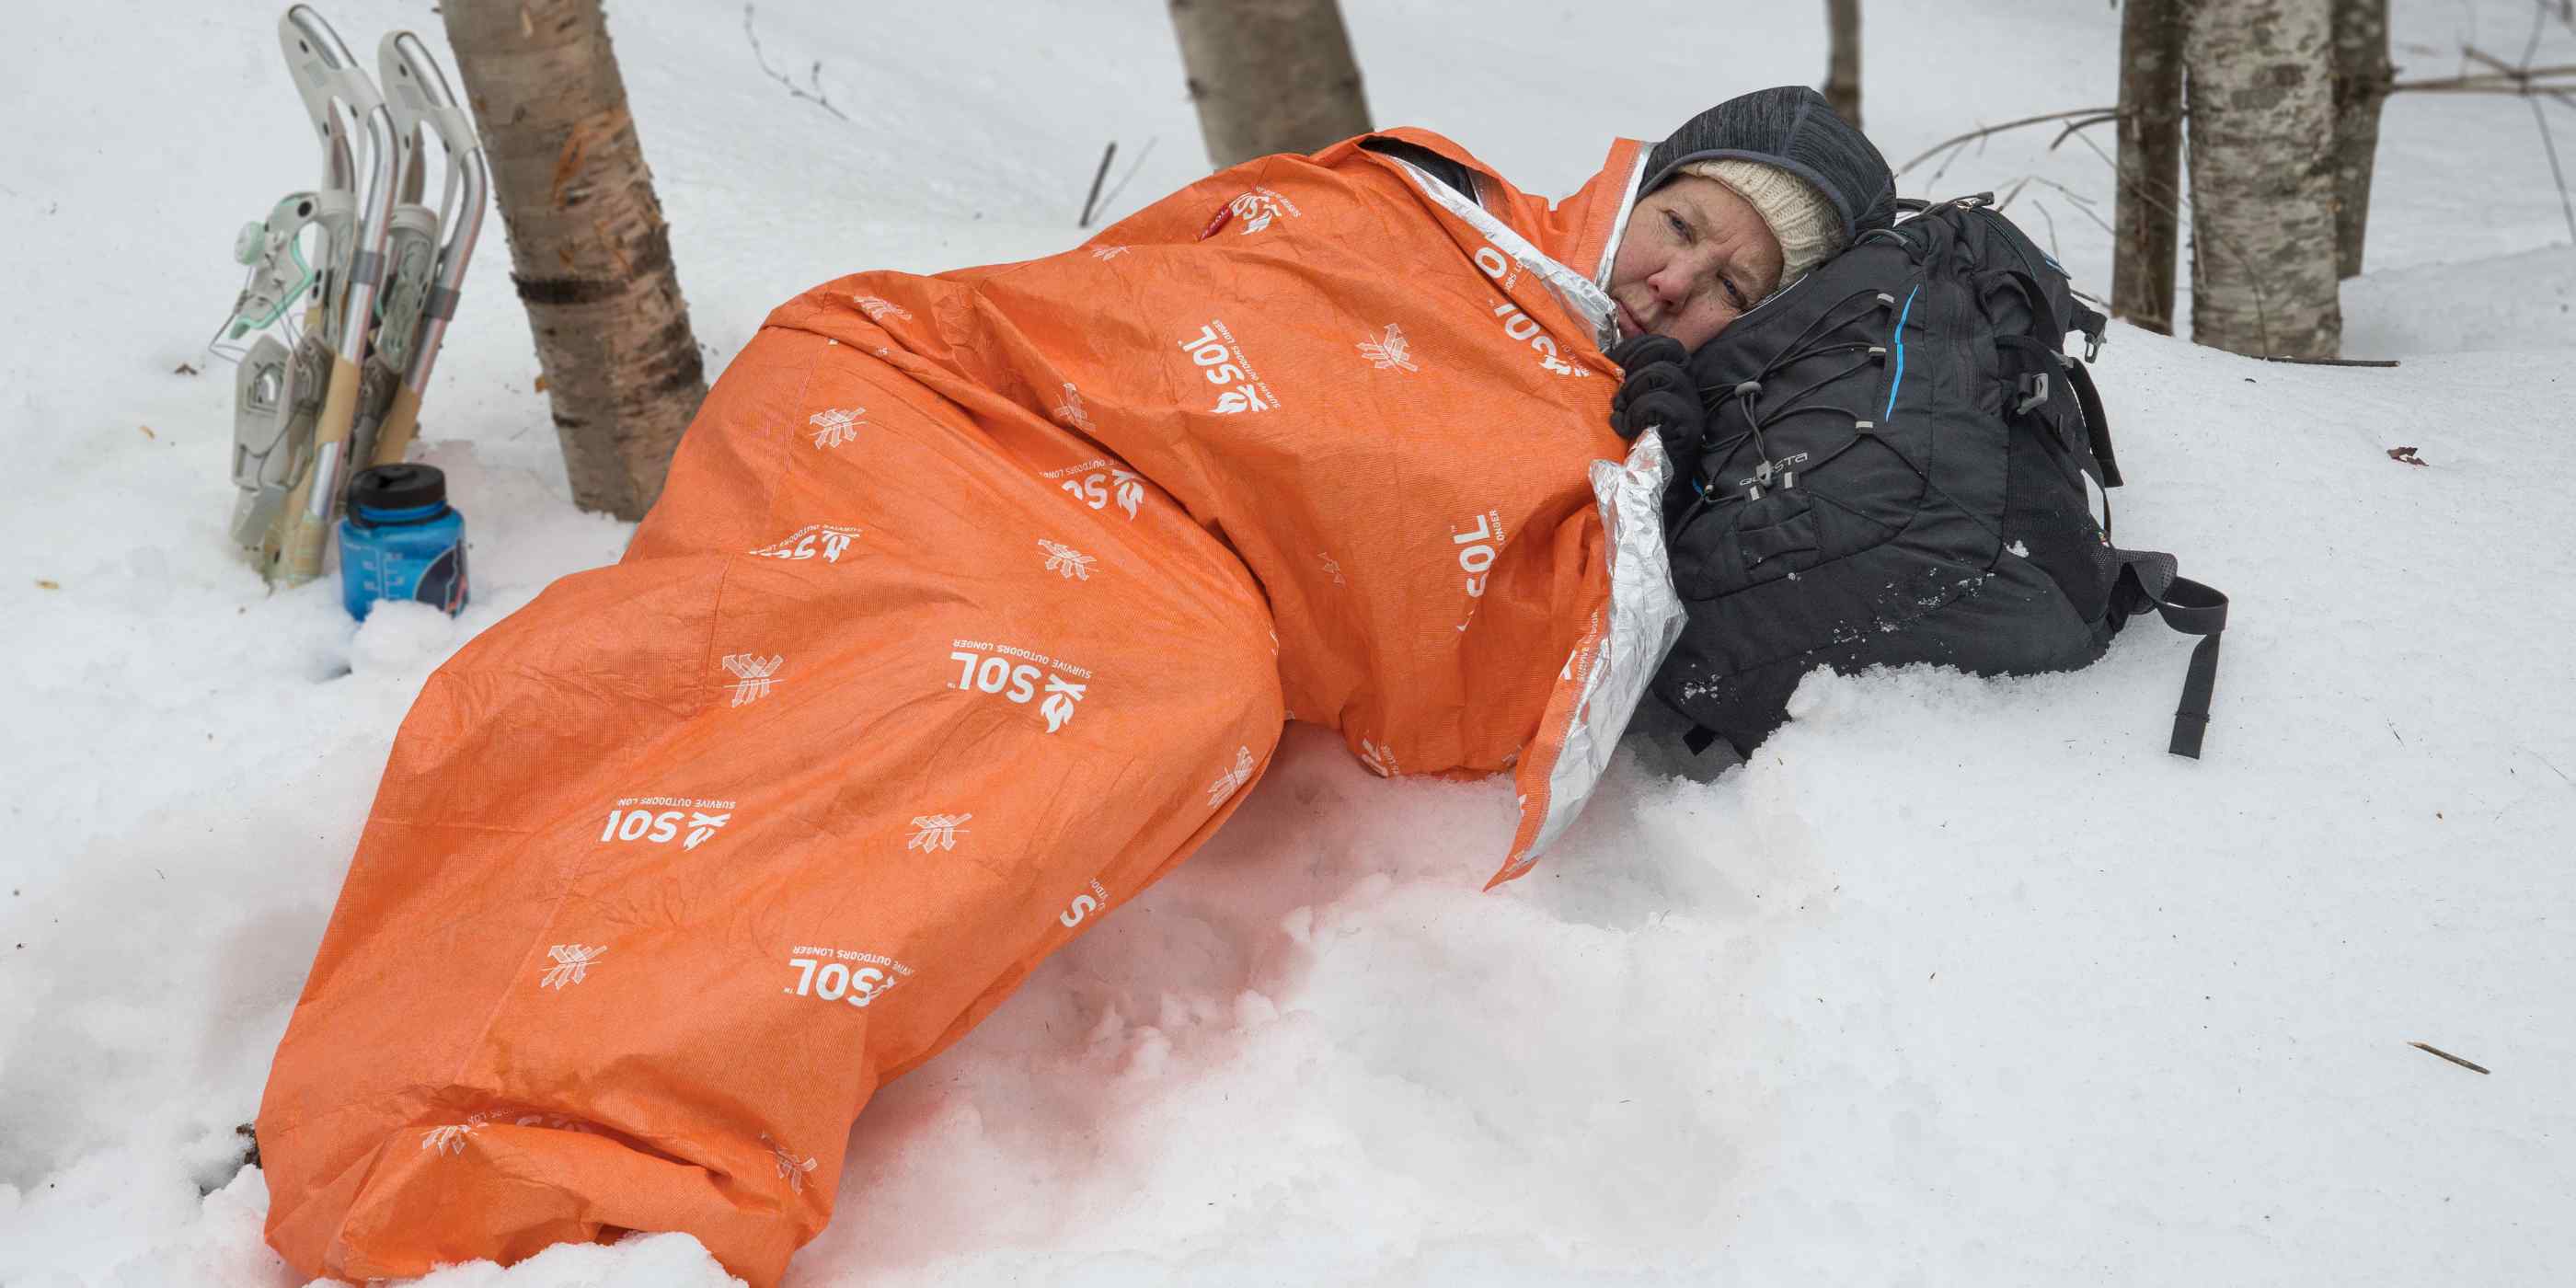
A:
1639;86;1897;292
1678;157;1844;288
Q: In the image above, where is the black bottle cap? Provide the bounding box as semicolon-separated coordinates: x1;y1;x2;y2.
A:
349;463;447;514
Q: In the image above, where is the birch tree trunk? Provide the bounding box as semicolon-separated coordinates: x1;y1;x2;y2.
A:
2185;0;2342;358
442;0;707;519
1823;0;1862;129
2112;0;2184;335
1168;0;1372;169
2330;0;2393;278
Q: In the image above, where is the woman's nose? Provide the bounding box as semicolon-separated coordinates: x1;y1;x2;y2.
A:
1649;260;1694;305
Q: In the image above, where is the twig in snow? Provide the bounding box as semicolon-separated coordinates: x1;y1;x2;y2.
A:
1093;135;1159;225
2248;355;2401;367
2409;1041;2491;1075
742;4;849;122
1079;142;1117;228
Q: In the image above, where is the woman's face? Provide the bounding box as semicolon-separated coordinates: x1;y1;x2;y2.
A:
1606;175;1785;351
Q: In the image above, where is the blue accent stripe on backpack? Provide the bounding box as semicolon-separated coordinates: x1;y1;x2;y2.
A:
1883;283;1920;420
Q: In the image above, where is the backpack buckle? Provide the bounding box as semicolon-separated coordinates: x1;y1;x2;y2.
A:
2015;372;2052;414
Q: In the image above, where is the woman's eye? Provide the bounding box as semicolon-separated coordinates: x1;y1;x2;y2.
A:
1720;277;1750;311
1664;211;1691;241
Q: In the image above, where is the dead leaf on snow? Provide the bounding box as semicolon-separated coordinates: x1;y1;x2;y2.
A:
36;580;61;590
2387;446;2428;467
139;424;155;440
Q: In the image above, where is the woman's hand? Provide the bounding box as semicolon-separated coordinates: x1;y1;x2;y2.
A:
1607;334;1706;464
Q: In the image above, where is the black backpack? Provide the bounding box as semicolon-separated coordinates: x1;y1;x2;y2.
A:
1649;194;2227;759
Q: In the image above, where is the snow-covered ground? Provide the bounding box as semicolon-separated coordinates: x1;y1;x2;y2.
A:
5;1;2574;1283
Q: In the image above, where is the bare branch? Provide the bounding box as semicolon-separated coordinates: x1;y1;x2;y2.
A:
2050;112;2121;151
1897;107;2119;177
2019;177;2117;236
742;3;849;122
2392;63;2576;91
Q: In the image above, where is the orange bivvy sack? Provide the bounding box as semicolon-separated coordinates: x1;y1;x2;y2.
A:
257;129;1683;1284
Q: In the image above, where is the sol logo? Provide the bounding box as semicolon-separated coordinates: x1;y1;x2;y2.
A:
1050;458;1145;519
600;798;736;850
1228;187;1301;235
1451;509;1505;598
750;524;861;563
1059;879;1110;928
1177;320;1278;414
784;945;914;1008
1471;247;1589;378
948;639;1093;732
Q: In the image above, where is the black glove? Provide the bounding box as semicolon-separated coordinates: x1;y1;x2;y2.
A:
1606;334;1705;461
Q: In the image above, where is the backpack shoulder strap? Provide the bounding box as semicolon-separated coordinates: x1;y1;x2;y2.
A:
2112;550;2229;758
2064;356;2123;489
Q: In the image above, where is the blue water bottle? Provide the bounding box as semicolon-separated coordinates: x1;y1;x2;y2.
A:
339;464;469;620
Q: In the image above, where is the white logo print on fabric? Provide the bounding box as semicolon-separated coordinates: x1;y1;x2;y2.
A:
949;639;1093;732
1359;737;1399;778
907;813;972;852
1465;244;1594;379
751;524;861;563
1060;878;1110;928
601;798;737;850
1178;321;1279;414
1053;382;1095;431
809;407;866;448
1449;507;1506;630
762;1134;820;1192
511;1111;594;1133
1039;539;1097;581
1228;187;1302;235
721;653;784;707
851;294;913;323
1357;323;1420;373
1318;552;1347;585
1206;745;1256;808
785;945;914;1007
1040;675;1086;731
1090;244;1130;261
538;944;606;989
1490;293;1589;378
421;1113;490;1156
1047;458;1145;520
